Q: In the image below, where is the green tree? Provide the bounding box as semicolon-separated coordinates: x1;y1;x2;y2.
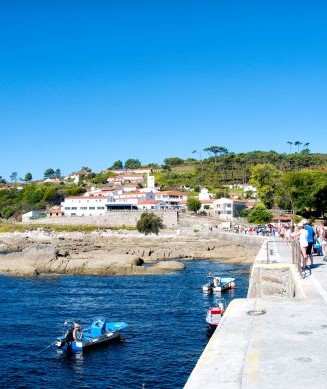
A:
54;169;62;178
203;145;228;157
247;204;272;224
110;160;123;170
0;176;6;184
44;168;61;179
44;168;55;179
81;166;92;173
136;212;163;235
10;172;18;184
249;164;282;208
187;197;201;213
163;157;184;167
281;170;327;217
24;172;33;182
294;141;302;153
124;159;141;169
287;141;293;154
92;172;113;185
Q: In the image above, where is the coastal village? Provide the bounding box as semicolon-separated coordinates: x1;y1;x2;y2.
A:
2;3;327;388
21;167;285;227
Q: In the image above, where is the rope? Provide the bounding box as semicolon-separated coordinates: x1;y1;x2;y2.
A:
36;341;55;354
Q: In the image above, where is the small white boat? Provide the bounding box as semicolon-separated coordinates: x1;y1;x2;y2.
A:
202;275;236;293
206;298;226;330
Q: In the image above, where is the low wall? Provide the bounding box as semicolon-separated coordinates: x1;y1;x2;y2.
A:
25;211;178;228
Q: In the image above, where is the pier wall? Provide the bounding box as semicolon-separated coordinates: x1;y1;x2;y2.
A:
184;239;312;389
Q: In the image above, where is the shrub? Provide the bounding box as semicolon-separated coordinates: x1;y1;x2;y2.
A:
136;212;163;235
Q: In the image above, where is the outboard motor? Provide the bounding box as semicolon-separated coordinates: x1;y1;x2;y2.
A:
55;321;75;349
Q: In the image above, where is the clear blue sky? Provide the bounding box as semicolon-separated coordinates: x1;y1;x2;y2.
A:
1;1;326;181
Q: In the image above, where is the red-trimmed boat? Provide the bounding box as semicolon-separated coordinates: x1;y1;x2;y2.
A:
205;299;226;330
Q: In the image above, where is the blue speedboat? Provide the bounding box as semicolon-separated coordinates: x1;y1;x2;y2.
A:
55;316;127;352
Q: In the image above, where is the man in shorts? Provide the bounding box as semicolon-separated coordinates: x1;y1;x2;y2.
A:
304;220;315;268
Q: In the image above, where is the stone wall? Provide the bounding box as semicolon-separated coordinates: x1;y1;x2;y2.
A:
26;211;178;228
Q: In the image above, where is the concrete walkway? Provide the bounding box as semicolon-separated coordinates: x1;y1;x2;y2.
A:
185;238;327;389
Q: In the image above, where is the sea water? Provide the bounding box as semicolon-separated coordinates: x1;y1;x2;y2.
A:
0;260;250;389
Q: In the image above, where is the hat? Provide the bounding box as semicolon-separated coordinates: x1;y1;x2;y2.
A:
301;219;308;225
298;222;303;227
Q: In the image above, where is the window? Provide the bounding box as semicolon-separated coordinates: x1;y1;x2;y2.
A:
97;207;105;210
64;207;71;210
71;207;77;210
89;207;95;210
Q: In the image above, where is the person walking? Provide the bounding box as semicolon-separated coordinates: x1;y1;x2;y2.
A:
295;222;309;270
304;220;315;268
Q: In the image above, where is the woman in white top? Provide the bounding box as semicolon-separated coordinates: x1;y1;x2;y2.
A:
297;223;309;269
284;226;292;246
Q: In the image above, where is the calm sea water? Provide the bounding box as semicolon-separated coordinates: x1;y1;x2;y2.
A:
0;260;249;389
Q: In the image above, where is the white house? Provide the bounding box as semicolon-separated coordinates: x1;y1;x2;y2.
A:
212;198;246;219
61;195;108;216
198;188;213;201
21;210;47;222
154;191;188;206
64;172;81;184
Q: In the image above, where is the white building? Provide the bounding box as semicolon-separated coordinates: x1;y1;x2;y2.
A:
61;196;108;216
147;174;155;190
21;210;47;222
154;191;188;206
212;198;246;220
198;188;213;201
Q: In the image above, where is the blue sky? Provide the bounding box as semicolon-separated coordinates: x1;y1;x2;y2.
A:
1;1;326;181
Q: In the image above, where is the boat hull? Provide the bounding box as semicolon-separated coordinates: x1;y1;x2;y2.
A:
57;330;121;351
56;319;127;352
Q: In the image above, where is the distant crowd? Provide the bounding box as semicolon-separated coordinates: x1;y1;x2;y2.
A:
215;220;327;262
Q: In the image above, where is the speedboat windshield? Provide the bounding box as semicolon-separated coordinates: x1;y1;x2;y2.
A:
93;316;105;324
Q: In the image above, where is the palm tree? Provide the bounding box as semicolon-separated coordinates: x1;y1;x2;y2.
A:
287;141;293;154
294;141;302;153
301;142;310;155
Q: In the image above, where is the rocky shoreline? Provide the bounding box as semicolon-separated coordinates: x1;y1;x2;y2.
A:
0;230;262;276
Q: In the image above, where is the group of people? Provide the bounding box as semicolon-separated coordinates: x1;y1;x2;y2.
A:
296;219;327;271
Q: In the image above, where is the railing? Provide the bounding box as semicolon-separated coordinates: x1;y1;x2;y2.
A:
292;240;303;274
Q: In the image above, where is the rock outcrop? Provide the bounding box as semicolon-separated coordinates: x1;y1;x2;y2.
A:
0;230;261;276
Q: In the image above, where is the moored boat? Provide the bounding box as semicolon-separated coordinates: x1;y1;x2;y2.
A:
55;316;127;352
206;298;226;330
202;275;236;293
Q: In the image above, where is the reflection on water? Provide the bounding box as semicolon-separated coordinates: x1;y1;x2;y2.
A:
0;260;250;389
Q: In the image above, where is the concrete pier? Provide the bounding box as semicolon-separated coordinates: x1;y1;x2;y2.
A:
184;238;327;389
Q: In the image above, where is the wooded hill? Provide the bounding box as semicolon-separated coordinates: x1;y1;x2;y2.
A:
0;150;326;220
